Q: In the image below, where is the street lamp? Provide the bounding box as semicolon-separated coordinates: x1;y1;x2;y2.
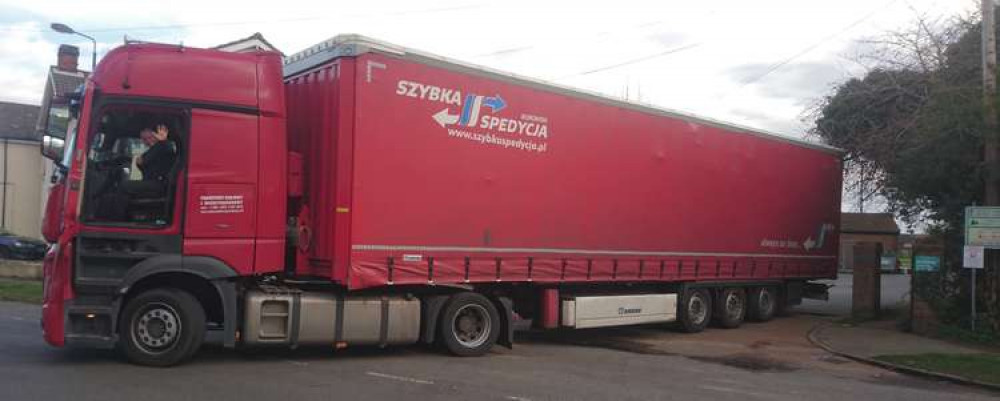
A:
50;22;96;71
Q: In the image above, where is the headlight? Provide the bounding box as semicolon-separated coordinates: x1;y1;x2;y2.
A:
13;241;26;247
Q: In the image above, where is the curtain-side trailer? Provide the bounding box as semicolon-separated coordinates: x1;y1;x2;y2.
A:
40;35;841;366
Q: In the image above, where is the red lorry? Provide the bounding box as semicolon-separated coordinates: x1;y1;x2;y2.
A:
39;34;842;366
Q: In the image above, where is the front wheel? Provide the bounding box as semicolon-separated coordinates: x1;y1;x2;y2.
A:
438;292;500;357
119;288;205;367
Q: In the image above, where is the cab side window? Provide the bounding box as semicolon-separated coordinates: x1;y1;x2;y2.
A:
82;106;184;227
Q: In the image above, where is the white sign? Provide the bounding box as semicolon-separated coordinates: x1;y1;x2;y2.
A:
965;207;1000;248
198;195;244;214
963;245;984;269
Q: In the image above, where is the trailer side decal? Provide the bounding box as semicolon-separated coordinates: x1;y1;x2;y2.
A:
396;78;550;153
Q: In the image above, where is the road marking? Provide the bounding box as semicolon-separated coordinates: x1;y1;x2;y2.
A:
286;360;308;367
506;396;532;401
698;385;776;399
365;371;434;385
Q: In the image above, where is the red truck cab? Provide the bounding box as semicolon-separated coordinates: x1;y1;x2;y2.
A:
41;43;286;355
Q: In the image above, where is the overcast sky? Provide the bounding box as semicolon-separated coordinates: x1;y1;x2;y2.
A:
0;0;976;140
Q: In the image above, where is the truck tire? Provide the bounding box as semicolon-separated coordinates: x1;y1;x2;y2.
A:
747;287;777;322
119;288;205;367
438;292;500;357
678;288;712;333
713;288;746;329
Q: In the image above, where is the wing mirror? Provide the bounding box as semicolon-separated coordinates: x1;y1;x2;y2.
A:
41;135;66;162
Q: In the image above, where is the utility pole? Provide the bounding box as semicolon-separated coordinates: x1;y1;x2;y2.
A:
982;0;999;333
984;0;998;205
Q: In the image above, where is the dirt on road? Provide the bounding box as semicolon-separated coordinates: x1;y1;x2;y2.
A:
518;312;918;385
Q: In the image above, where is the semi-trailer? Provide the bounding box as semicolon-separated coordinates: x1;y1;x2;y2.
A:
39;34;842;366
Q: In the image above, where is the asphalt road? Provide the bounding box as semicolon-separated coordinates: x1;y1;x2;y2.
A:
1;301;994;401
799;273;911;316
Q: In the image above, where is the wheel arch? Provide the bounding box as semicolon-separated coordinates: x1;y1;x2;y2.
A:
116;255;239;348
419;290;513;350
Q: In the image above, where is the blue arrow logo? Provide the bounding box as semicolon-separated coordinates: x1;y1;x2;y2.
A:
483;95;506;112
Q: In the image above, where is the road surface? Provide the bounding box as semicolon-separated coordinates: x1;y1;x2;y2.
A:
799;273;910;316
0;300;992;401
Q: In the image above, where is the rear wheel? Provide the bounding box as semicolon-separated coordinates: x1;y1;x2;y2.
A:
714;288;746;328
438;292;500;356
678;288;711;333
119;288;205;367
747;287;777;322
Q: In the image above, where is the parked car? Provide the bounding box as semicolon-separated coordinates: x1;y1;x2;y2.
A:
0;230;47;260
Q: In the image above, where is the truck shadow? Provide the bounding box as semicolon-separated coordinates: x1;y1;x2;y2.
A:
189;342;438;366
515;324;681;355
515;322;801;372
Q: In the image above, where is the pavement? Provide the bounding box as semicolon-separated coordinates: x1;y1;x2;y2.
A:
800;272;1000;390
811;319;981;357
808;313;1000;390
0;259;42;279
2;299;997;401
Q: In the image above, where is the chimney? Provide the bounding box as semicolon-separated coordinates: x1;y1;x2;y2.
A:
57;44;79;72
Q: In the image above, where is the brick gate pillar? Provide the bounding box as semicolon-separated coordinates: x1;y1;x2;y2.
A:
852;242;882;320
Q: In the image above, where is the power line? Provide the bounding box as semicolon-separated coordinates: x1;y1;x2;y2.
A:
0;4;483;33
556;42;702;79
734;0;899;89
473;19;668;58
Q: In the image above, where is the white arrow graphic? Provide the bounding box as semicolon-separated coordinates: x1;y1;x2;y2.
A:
803;237;816;250
432;108;459;128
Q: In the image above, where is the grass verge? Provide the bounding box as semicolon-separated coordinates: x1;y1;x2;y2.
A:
0;279;43;304
874;353;1000;385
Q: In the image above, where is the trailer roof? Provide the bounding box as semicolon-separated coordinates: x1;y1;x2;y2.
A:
284;34;843;156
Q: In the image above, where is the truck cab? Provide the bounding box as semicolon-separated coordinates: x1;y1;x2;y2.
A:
40;42;287;364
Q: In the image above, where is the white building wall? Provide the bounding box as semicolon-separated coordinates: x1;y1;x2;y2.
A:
0;139;45;238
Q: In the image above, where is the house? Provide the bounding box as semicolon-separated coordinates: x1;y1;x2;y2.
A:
839;213;901;272
214;32;283;56
0;101;44;238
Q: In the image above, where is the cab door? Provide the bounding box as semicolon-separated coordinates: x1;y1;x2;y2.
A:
73;104;187;294
182;109;259;275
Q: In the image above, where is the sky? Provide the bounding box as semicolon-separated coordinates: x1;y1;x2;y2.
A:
0;0;977;141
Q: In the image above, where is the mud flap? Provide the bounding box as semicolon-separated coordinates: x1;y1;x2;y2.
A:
420;295;450;345
490;297;514;349
784;281;804;306
803;281;831;301
493;296;514;349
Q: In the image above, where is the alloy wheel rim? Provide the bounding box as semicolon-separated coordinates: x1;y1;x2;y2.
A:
759;291;773;314
131;302;181;354
725;293;743;320
452;304;490;348
688;295;707;324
